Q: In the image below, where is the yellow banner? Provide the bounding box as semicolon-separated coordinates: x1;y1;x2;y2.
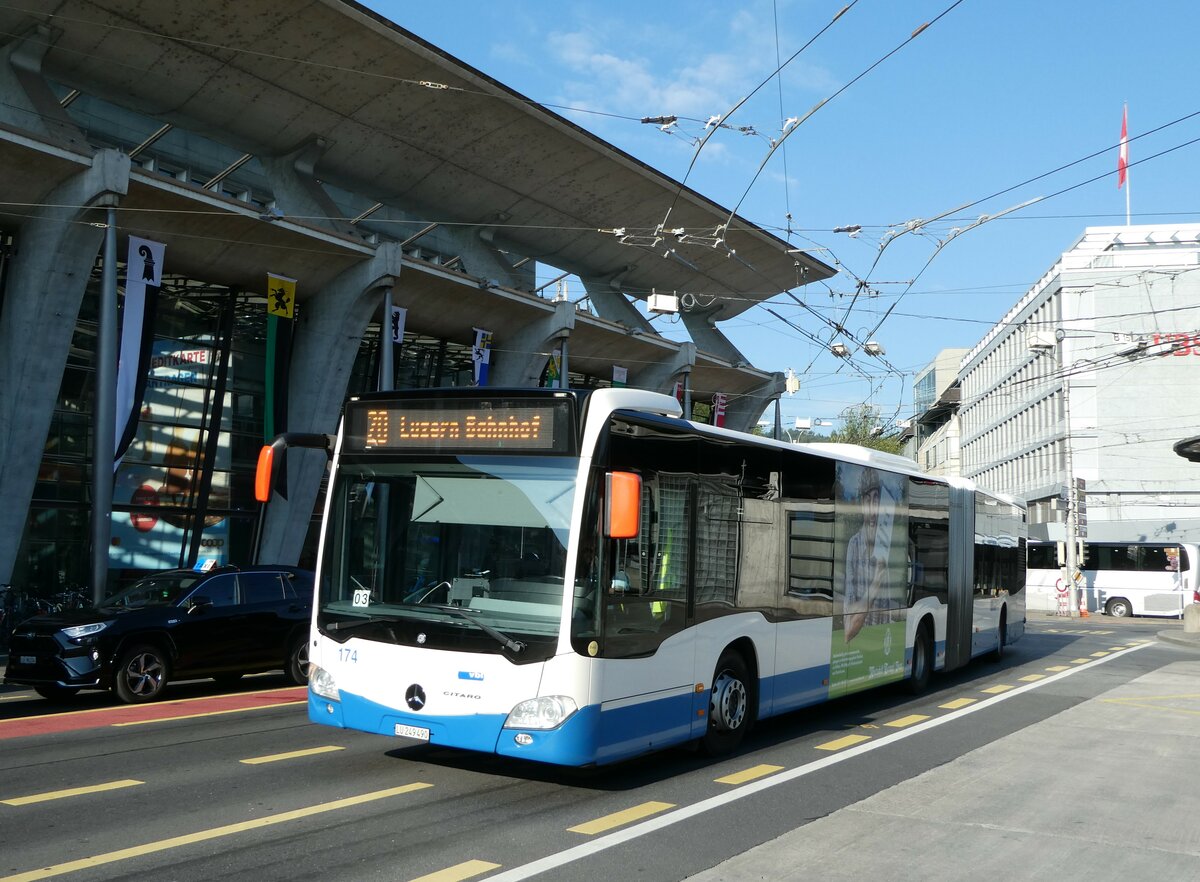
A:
266;273;296;319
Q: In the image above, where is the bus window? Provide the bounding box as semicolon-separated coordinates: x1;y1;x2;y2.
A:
1026;543;1056;570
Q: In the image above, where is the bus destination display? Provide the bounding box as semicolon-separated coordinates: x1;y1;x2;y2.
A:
350;400;570;453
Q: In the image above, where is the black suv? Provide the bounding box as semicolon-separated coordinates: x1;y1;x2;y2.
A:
4;566;313;703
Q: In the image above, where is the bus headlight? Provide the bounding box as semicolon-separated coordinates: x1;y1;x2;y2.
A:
504;696;578;730
309;665;340;701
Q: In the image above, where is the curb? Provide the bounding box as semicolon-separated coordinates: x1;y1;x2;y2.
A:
1156;630;1200;651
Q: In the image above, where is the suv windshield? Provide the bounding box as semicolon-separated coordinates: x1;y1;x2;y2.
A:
104;572;203;608
319;456;578;651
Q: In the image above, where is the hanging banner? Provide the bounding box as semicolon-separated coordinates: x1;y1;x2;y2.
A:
544;348;562;387
712;392;728;427
390;305;407;344
612;365;628;388
266;273;297;319
472;327;493;386
114;236;165;470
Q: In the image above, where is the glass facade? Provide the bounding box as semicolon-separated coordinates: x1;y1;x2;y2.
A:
13;253;279;594
7;252;619;597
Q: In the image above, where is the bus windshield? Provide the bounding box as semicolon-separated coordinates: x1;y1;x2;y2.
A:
318;456;578;651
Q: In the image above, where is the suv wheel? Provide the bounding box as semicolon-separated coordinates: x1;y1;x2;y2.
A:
285;638;310;685
114;644;170;703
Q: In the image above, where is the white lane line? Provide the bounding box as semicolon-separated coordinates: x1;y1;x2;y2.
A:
484;642;1155;882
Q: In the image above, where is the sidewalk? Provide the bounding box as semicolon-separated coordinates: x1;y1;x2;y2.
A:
690;639;1200;881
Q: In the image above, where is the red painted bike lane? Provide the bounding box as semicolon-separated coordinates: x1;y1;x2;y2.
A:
0;686;307;740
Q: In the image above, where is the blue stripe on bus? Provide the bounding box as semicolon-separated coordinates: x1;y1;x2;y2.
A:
764;665;832;714
308;653;924;766
308;689;508;754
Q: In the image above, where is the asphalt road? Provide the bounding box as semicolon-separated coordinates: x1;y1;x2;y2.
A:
0;616;1189;882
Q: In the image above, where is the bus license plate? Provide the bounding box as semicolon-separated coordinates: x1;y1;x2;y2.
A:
395;723;430;741
19;656;36;665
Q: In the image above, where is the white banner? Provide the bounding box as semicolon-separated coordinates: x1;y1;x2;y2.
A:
472;327;492;386
115;237;165;469
391;305;407;344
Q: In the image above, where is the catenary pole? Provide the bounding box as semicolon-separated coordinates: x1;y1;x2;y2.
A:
91;208;118;605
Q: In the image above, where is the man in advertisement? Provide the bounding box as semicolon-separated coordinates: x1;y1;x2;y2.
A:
831;462;908;697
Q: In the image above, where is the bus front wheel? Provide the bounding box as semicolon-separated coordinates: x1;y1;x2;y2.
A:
702;650;753;756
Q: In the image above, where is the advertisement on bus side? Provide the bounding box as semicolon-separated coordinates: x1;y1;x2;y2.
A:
831;462;908;697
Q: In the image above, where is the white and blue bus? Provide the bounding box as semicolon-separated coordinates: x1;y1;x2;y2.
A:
261;388;1026;766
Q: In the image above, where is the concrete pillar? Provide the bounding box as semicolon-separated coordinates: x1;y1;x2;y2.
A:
580;275;655;334
488;300;576;387
256;243;404;565
637;342;696;397
724;372;787;435
259;137;357;239
0;150;130;585
680;305;749;366
0;25;89;150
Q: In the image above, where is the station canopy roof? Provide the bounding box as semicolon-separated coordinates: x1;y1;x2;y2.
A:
3;0;835;320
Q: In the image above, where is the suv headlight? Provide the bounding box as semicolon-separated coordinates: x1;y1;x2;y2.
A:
62;622;110;639
504;695;578;730
309;665;340;701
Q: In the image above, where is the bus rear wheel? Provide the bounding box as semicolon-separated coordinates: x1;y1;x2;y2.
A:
1106;597;1132;618
989;611;1007;662
702;650;753;756
907;622;933;694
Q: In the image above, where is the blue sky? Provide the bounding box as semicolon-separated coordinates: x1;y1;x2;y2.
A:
362;0;1200;431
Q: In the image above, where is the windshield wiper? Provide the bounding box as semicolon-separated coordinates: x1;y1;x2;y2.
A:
325;615;399;634
422;603;526;654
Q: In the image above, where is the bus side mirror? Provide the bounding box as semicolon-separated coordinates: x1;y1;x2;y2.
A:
255;433;334;503
255;445;276;503
605;471;641;539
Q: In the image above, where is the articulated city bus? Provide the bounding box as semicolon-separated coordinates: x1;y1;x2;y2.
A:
260;388;1026;766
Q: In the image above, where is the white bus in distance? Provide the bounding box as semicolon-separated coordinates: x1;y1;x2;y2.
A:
1026;541;1200;618
259;388;1027;767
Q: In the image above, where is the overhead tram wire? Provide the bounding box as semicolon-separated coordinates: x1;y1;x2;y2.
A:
826;109;1200;348
773;0;795;241
655;1;861;235
862;133;1200;347
718;0;968;239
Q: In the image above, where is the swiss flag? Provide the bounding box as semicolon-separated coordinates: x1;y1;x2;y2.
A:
1118;105;1129;189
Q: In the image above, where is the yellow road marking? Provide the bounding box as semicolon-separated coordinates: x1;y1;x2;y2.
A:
0;783;431;882
815;734;870;751
1090;651;1110;658
939;698;976;710
112;701;306;726
0;694;30;702
568;801;674;835
884;714;929;728
981;685;1013;694
1019;674;1045;683
1045;665;1070;672
714;764;783;785
409;860;502;882
1070;658;1090;664
1092;630;1113;635
240;746;344;765
1108;646;1127;651
2;780;143;807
